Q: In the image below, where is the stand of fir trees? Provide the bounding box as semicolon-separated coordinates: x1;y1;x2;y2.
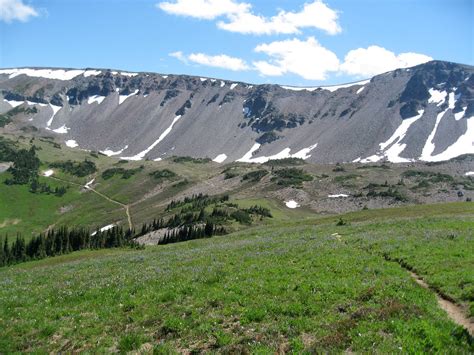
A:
159;222;226;245
0;226;139;267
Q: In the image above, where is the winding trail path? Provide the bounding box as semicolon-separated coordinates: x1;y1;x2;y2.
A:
408;271;474;336
48;175;133;230
335;234;474;337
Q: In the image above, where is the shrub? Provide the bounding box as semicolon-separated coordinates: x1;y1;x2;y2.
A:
242;169;268;182
231;210;252;224
149;169;176;181
333;164;345;172
172;156;211;164
272;168;313;187
336;217;347;226
50;159;96;177
263;157;305;166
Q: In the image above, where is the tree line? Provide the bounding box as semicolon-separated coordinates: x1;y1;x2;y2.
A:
0;226;139;267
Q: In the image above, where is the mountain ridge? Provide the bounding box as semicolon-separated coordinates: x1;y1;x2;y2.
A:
1;60;473;164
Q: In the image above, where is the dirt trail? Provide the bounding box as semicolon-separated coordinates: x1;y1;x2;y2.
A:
48;176;133;230
353;241;474;337
409;271;474;336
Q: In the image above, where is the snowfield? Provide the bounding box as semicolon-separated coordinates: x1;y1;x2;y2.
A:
0;68;93;80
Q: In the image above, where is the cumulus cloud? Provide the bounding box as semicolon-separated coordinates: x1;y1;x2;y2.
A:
340;45;433;77
253;37;340;80
0;0;38;22
158;0;341;35
171;52;250;71
170;43;431;81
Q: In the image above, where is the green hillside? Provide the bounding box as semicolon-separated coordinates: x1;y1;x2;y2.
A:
1;203;473;352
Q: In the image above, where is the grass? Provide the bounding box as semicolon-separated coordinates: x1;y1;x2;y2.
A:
0;202;472;352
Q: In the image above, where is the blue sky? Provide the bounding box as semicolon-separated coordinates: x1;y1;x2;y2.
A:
0;0;472;85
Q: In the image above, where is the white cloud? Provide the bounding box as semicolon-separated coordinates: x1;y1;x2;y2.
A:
158;0;341;35
253;37;340;80
0;0;38;22
157;0;249;20
187;53;250;71
169;51;187;62
218;0;340;35
340;45;432;77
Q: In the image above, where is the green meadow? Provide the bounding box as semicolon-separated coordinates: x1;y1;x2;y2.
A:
1;202;472;353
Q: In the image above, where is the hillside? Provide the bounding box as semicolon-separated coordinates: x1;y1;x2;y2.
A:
0;133;473;241
1;60;473;164
1;203;473;352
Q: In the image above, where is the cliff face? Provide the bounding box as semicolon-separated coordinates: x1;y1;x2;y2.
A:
1;60;473;163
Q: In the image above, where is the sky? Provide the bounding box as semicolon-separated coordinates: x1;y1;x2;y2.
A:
0;0;472;86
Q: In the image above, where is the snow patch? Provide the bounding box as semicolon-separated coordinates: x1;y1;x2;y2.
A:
220;81;225;87
121;115;182;161
91;224;115;236
26;101;47;107
162;75;168;79
230;83;238;90
328;194;349;198
200;77;207;82
84;178;95;189
448;91;457;110
378;109;424;163
421;115;474;162
43;169;54;177
291;144;318;160
420;109;449;160
281;79;370;93
153;157;162;162
100;145;129;157
3;99;24;108
236;143;317;163
120;72;138;77
285;200;300;209
0;68;85;80
356;86;365;94
465;172;474;176
428;88;447;106
52;125;70;134
359;154;383;163
83;70;101;77
88;95;106;105
454;107;467;121
236;143;261;163
119;90;139;104
213;154;227;163
46;104;62;127
65;139;78;148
